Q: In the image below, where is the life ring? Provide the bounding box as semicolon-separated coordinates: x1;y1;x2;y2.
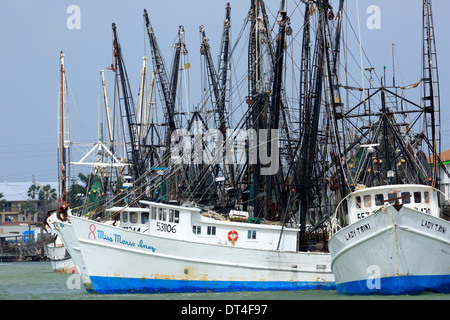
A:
227;230;238;242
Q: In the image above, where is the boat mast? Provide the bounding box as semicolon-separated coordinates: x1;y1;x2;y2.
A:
296;0;328;250
218;2;232;140
266;4;289;222
136;56;147;147
112;23;143;184
59;51;68;204
198;24;227;203
144;9;178;164
100;69;114;145
422;0;441;186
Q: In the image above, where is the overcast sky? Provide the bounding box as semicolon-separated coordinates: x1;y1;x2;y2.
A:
0;0;448;184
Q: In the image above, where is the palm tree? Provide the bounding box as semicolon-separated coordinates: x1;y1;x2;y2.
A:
78;172;94;192
27;184;39;200
68;177;84;208
0;193;6;211
40;184;57;212
39;184;57;202
34;184;57;219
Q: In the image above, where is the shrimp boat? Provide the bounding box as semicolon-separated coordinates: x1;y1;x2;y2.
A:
61;1;343;294
69;200;334;294
43;51;77;274
54;213;95;292
328;0;450;295
46;50;128;277
44;210;77;274
329;184;450;294
53;0;450;295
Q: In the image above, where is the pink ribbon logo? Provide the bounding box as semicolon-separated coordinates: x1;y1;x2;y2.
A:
88;224;96;240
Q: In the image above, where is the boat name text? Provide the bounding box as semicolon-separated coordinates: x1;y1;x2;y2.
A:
344;223;372;241
96;229;156;252
420;219;447;234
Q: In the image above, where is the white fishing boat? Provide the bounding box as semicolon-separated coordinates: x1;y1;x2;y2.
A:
45;244;77;273
44;212;77;274
69;200;335;294
53;212;95;292
46;49;129;278
43;51;76;274
326;0;450;295
329;184;450;294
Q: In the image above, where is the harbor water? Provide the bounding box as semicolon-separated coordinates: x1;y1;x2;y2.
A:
1;261;448;301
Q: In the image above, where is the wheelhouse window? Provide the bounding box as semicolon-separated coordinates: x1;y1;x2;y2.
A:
247;230;257;240
375;194;384;206
207;226;216;235
193;225;201;234
388;193;398;204
129;212;137;224
355;196;362;208
363;195;372;207
414;192;421;203
122;212;128;223
141;212;149;223
401;192;411;204
151;207;156;220
424;192;430;203
169;210;180;223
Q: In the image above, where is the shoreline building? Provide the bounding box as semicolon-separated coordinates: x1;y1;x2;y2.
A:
0;181;57;224
428;149;450;218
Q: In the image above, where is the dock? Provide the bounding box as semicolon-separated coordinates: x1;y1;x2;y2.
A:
0;228;50;262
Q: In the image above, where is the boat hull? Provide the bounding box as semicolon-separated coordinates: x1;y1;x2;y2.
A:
329;205;450;295
70;215;335;294
55;220;95;293
45;212;77;273
88;276;331;294
46;240;77;273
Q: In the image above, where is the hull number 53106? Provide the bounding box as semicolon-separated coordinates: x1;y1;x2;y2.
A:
156;222;177;233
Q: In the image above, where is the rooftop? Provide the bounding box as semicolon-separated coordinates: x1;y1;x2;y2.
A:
427;149;450;166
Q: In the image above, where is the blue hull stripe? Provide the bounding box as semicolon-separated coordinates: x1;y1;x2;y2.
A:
336;275;450;295
89;276;336;294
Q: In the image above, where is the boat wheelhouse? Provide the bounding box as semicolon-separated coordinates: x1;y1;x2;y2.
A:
111;200;299;251
333;184;443;231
